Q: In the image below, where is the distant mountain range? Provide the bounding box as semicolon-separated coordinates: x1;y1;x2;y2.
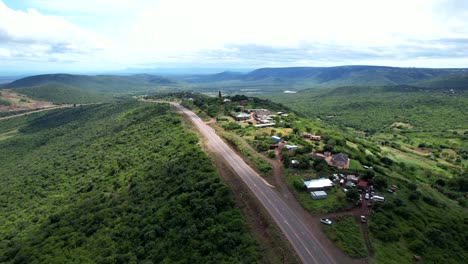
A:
184;65;468;88
1;66;467;103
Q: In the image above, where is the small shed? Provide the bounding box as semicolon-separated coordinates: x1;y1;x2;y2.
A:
272;136;281;143
311;191;328;200
285;145;298;150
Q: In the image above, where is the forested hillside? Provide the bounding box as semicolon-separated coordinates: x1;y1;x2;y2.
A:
0;102;256;263
3;74;181;96
15;83;110;104
269;86;467;133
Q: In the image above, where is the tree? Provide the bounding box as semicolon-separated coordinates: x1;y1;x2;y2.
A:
346;188;360;202
372;176;387;190
380;156;394;166
362;170;375;181
313;159;329;172
282;153;291;168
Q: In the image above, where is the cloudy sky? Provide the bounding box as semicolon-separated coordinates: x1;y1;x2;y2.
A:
1;0;468;74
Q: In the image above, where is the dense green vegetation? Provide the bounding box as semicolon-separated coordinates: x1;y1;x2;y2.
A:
269;86;467;132
158;92;467;263
413;73;468;89
322;215;367;258
264;86;467;263
0;101;257;263
5;74;177;92
15;83;110;104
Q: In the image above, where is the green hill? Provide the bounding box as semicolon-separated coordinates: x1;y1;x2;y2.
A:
412;74;468;90
4;74;180;94
15;83;110;104
268;85;468;132
0;101;257;263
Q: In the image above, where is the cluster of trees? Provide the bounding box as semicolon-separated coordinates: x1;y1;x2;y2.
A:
0;101;257;263
369;189;468;263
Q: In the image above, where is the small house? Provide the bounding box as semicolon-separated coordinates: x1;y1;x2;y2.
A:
310;135;321;141
234;112;250;121
311;191;328;200
357;181;369;189
346;175;359;183
331;153;349;168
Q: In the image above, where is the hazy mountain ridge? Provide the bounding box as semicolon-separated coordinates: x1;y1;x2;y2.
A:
185;66;468;89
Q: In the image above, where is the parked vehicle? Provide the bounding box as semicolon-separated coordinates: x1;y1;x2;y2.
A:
361;215;367;223
320;218;332;225
365;193;370;200
371;195;385;202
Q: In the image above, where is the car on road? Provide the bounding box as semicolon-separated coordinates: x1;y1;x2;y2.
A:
365;193;370;200
361;215;367;223
320;218;332;225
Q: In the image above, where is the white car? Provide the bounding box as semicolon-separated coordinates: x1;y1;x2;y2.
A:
320;218;332;225
365;193;370;200
361;215;367;223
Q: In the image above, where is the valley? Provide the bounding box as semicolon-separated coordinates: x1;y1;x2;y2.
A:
1;65;467;264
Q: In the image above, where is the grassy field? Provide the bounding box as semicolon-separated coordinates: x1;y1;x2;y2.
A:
322;215;367;258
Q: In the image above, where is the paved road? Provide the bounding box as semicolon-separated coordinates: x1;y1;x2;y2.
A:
173;103;338;264
0;105;73;121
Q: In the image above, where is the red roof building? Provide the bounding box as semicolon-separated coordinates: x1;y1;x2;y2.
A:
357;181;369;189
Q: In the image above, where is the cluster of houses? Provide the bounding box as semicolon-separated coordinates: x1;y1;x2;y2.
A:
233;108;285;128
270;135;299;152
311;152;350;169
303;173;386;204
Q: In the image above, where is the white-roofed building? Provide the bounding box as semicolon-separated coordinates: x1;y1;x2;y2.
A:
304;178;334;190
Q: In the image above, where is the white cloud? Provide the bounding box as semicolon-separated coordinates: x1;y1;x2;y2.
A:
29;0;155;14
1;0;468;71
123;0;468;63
0;0;111;64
